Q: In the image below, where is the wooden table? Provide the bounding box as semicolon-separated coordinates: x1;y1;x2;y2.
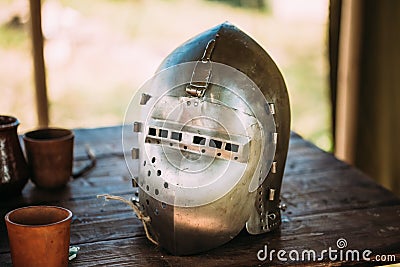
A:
1;126;399;266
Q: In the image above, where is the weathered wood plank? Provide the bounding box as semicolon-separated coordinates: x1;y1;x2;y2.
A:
1;126;399;266
2;204;398;266
68;204;400;266
1;167;399;254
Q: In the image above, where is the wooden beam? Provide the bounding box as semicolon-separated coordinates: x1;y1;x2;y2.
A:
334;0;363;164
29;0;49;127
328;0;342;146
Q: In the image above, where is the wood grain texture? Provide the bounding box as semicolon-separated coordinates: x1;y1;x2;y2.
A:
0;126;399;266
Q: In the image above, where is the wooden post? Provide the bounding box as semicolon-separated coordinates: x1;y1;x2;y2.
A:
334;0;363;164
29;0;49;127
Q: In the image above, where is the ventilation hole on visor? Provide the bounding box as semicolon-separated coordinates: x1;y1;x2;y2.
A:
151;157;156;163
148;127;156;136
155;189;159;195
147;170;151;177
193;136;206;145
154;208;159;216
143;160;146;166
164;182;168;189
171;132;182;141
225;143;239;152
146;199;149;205
157;170;161;176
209;139;222;149
161;202;166;209
159;129;168;138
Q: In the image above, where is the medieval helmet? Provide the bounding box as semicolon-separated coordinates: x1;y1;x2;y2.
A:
123;22;290;255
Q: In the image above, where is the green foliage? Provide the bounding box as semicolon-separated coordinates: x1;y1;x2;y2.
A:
0;21;29;50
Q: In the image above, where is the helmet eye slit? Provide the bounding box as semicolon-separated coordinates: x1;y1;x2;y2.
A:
192;136;206;145
209;139;222;149
148;127;157;136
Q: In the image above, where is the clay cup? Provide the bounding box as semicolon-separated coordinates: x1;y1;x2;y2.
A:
5;205;72;267
23;128;74;189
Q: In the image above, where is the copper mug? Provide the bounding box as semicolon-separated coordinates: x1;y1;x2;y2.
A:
0;115;29;198
23;128;74;189
5;205;72;267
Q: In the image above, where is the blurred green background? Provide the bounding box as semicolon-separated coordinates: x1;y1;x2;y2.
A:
0;0;331;151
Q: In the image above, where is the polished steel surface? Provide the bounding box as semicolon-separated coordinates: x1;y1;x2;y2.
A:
123;22;290;255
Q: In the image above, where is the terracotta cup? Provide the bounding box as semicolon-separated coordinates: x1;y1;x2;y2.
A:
23;128;74;189
5;205;72;267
